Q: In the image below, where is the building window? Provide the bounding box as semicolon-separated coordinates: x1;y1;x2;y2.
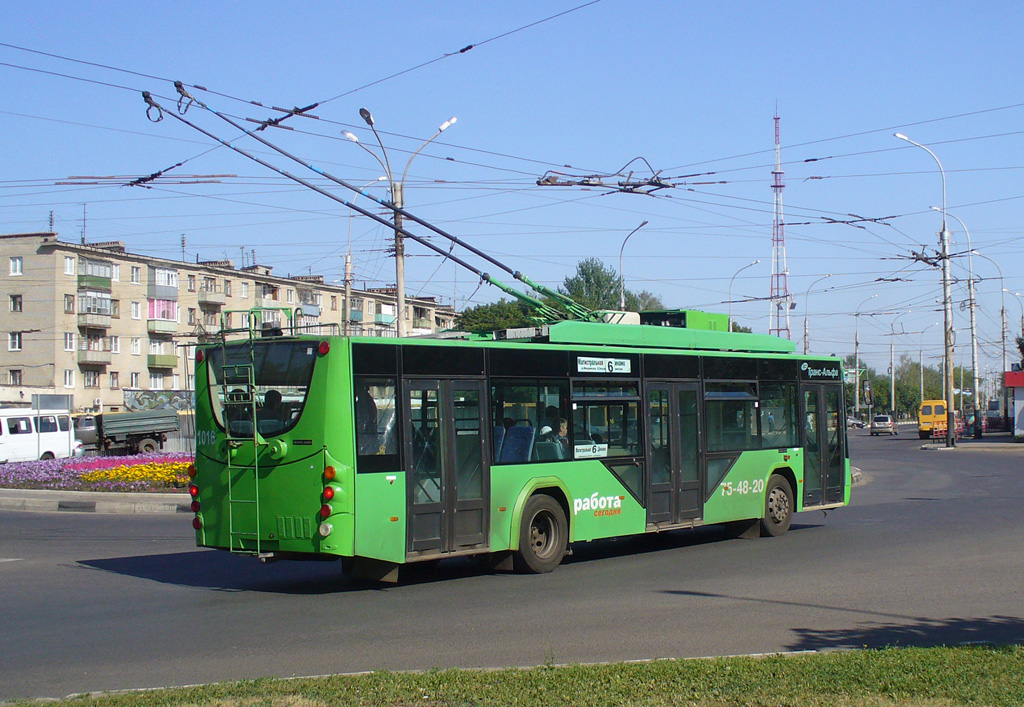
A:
111;300;120;318
64;369;75;388
80;291;112;315
187;308;196;325
287;289;294;304
84;370;100;388
10;256;23;276
148;299;178;321
10;369;23;386
224;312;232;328
8;332;23;351
82;258;112;278
173;374;181;389
224;280;232;296
149;372;164;390
187;373;195;390
64;332;75;352
112;264;120;281
130;372;140;388
240;312;250;328
131;301;141;319
241;282;249;298
131;338;141;355
110;336;120;354
110;371;119;389
148;339;166;355
65;256;76;275
365;300;375;316
154;268;179;288
131;266;141;284
64;294;75;313
9;294;22;312
187;274;196;292
330;295;338;311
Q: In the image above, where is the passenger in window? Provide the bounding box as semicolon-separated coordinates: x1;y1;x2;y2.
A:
258;390;282;422
539;406;561;439
551;418;569;450
355;384;379;454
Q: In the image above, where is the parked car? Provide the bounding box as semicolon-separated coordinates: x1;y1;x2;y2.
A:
870;414;898;436
846;416;866;429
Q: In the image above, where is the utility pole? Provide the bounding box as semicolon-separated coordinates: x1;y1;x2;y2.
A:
393;182;406;337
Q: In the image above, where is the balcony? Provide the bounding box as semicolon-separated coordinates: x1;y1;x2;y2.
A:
77;312;112;329
147;354;178;369
147;319;178;335
375;313;396;325
297;303;321;317
413;318;432;330
77;348;111;366
78;274;111;291
198;286;226;306
349;310;364;322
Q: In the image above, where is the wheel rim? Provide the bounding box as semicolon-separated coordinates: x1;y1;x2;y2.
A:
529;510;557;559
767;486;790;524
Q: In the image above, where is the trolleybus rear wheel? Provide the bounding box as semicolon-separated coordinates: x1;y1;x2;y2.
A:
514;494;568;574
760;475;794;537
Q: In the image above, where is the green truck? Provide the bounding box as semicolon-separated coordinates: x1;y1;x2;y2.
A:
74;409;180;455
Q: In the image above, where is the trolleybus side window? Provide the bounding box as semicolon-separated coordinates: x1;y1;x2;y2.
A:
490;379;568;464
353;375;399;463
704;382;759;452
759;381;798;449
570;380;643;499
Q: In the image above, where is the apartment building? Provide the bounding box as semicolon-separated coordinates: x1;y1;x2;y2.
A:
1;232;456;411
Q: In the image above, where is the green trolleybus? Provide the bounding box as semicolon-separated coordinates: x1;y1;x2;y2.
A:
189;311;849;581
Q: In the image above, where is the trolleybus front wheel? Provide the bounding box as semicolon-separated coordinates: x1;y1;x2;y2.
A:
514;494;568;574
760;475;794;537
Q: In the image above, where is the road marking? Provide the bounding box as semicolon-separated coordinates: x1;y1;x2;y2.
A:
0;558;23;563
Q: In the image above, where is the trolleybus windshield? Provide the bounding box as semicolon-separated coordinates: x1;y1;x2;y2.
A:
207;340;318;437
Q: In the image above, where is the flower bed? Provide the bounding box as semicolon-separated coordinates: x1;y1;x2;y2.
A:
0;453;193;492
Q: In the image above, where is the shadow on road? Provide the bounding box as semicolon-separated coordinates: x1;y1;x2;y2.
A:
789;615;1024;650
664;589;1024;649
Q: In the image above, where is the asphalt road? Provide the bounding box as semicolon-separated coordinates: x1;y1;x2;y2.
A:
2;431;1023;701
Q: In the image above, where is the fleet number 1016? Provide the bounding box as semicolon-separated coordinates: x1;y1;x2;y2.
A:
720;478;765;497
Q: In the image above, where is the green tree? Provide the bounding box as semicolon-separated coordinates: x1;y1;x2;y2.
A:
559;257;664;311
454;299;532;332
1017;335;1024;365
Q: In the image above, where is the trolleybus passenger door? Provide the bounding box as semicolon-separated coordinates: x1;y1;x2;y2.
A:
801;383;845;507
405;379;489;554
646;382;703;526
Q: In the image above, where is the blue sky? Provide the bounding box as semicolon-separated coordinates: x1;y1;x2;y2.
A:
2;1;1023;381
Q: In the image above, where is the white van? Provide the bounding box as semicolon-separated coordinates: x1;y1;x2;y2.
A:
0;408;82;462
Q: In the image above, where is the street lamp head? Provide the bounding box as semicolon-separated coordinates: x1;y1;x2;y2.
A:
438;116;457;132
894;132;909;141
342;131;359;143
359;108;374;127
640;219;649;227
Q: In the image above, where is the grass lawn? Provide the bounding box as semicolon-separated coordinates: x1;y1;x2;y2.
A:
13;646;1023;706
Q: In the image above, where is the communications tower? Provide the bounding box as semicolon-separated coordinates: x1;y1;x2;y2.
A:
769;110;793;338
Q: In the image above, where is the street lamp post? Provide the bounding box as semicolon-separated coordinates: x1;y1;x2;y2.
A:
894;133;956;447
345;177;387;335
888;310;911;417
971;252;1007;429
936;208;982;437
728;259;760;332
345;111;456;337
802;273;832;354
618;220;649;310
1006;289;1024;338
854;293;878;419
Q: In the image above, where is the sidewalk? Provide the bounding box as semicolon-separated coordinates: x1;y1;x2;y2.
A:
0;488;189;514
920;430;1022;451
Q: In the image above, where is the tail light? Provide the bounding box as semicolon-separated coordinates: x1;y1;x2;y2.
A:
323;486;335;501
195;349;204;364
188;484;199;498
317;341;330;356
192;517;202;530
320;503;332;518
324;465;336;481
187;464;197;478
190;500;200;513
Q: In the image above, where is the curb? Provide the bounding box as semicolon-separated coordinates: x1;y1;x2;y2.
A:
0;489;190;515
